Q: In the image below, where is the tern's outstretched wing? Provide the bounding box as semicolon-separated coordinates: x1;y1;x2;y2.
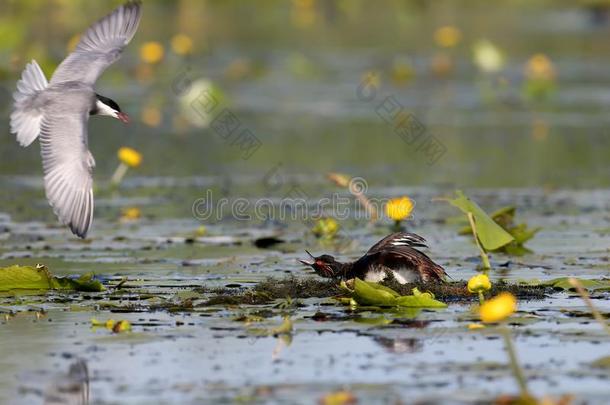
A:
50;1;142;85
40;113;95;238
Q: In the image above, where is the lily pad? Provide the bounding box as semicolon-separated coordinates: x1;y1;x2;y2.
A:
544;277;610;292
0;265;105;292
340;279;447;308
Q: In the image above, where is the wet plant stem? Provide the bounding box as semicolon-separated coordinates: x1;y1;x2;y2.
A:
110;162;129;185
350;188;378;223
568;278;610;336
467;212;491;270
478;291;485;305
499;324;530;398
391;220;403;232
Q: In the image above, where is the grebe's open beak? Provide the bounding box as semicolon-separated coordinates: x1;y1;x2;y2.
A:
298;250;316;266
117;112;130;124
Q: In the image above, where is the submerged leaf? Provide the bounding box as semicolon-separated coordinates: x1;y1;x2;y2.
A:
443;190;514;251
544;277;610;291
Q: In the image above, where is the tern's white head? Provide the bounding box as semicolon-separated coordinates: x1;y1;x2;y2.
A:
92;94;129;123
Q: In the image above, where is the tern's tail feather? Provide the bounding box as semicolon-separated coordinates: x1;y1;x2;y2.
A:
11;60;48;147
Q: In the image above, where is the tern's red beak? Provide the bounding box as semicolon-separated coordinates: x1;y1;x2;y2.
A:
117;112;130;124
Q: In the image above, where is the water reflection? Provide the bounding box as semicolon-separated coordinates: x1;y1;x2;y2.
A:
372;336;423;354
43;360;89;405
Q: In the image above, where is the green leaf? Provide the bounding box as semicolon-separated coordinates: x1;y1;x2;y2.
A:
0;265;56;290
62;272;105;292
396;289;447;308
343;279;447;308
352;278;398;306
500;243;533;256
508;223;541;245
458;206;516;235
0;265;105;292
592;356;610;369
455;202;540;256
444;190;514;251
362;280;401;297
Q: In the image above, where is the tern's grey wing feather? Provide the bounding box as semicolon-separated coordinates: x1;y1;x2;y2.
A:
50;1;142;85
40;112;95;238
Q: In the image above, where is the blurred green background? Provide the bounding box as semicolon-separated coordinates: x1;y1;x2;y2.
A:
1;0;610;188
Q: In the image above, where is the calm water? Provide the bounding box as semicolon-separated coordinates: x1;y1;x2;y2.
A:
0;1;609;187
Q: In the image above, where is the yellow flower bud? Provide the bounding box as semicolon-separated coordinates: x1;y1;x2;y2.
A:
118;147;142;168
140;41;164;64
385;197;414;222
121;207;141;221
434;25;462;48
112;320;132;333
467;274;491;293
171;34;193;55
479;292;517;323
525;53;555;81
312;217;339;239
141;106;162;127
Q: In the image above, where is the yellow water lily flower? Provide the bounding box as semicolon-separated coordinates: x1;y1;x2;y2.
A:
140;41;164;64
111;147;143;186
391;58;415;85
195;225;206;237
91;318;131;333
479;292;517;323
525;53;555;81
141;106;162;128
118;147;142;168
121;207;141;221
171;34;193;55
434;25;462;48
312;217;339;239
112;320;132;333
385;196;414;222
467;273;492;293
319;390;357;405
